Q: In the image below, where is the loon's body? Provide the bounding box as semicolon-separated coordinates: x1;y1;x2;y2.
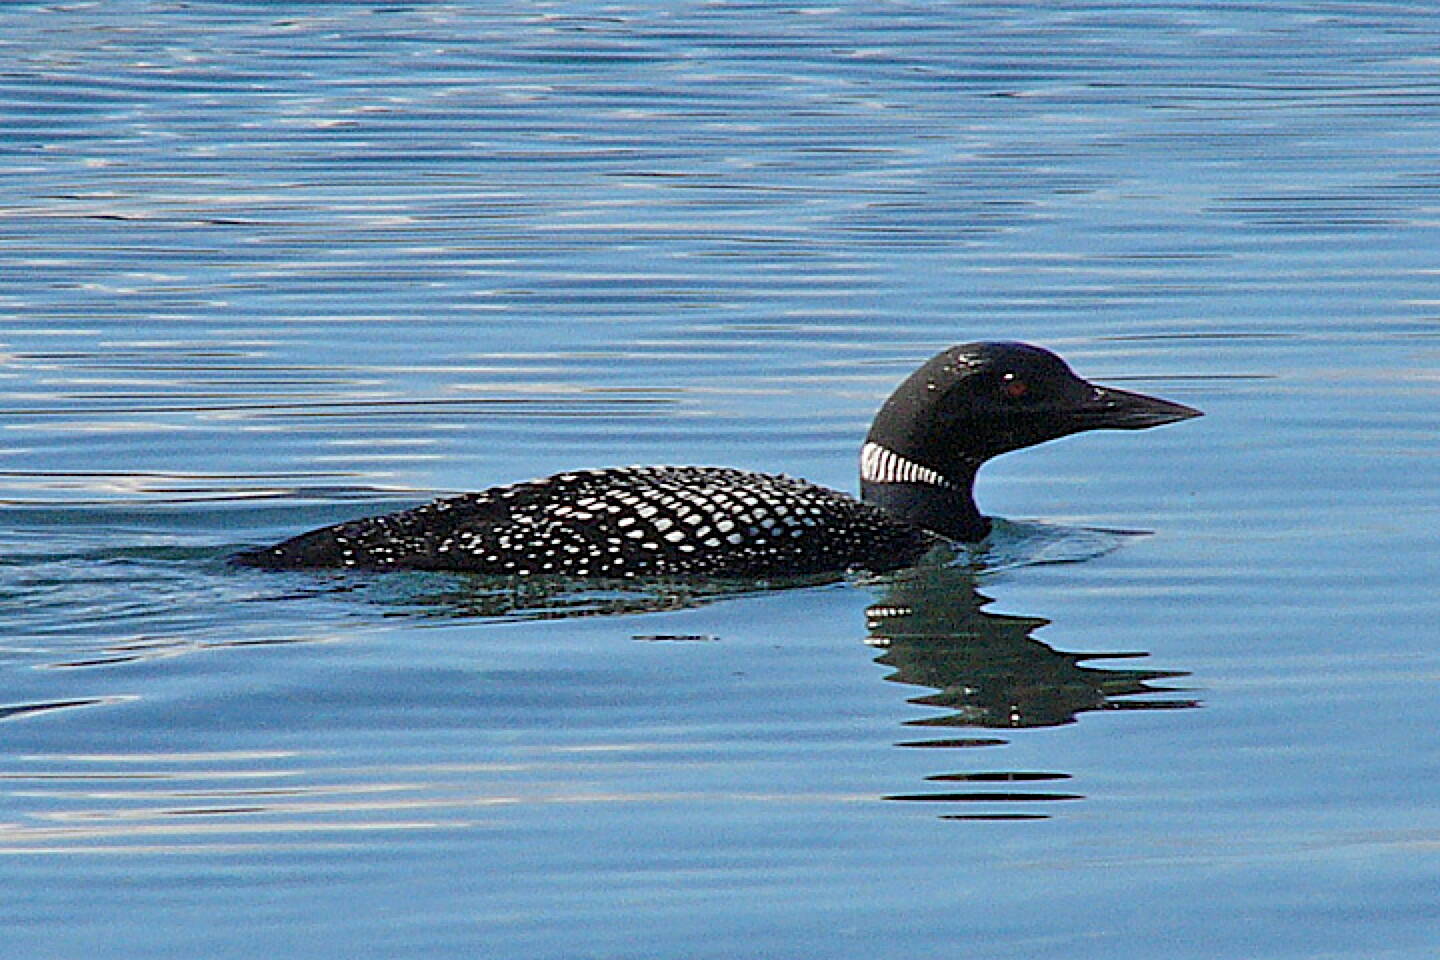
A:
239;465;934;577
235;342;1200;578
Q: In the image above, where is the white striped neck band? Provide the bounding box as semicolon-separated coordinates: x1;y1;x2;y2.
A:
860;442;957;489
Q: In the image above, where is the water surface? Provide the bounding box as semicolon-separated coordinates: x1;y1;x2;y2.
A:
3;2;1440;958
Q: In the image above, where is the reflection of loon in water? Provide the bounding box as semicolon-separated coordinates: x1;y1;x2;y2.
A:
866;563;1197;819
280;527;1196;820
868;565;1194;729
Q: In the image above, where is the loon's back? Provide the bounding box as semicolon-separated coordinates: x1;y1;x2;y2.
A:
233;465;937;579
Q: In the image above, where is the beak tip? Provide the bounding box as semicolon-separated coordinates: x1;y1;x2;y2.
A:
1175;404;1204;422
1085;385;1204;430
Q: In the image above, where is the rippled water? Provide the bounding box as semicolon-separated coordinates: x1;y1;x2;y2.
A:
4;2;1440;958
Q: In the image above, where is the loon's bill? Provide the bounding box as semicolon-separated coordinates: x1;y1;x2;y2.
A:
234;341;1200;578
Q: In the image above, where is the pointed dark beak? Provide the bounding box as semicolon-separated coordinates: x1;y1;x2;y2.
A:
1072;384;1203;431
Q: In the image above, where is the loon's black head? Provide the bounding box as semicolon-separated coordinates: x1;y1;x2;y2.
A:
861;341;1202;541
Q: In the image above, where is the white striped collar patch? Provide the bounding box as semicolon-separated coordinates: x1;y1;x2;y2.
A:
860;442;954;488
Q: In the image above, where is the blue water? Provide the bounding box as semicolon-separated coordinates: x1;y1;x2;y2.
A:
4;2;1440;957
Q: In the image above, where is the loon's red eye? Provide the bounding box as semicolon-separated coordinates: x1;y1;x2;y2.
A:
1001;372;1028;398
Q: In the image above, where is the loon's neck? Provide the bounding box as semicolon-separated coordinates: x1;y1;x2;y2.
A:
859;442;991;542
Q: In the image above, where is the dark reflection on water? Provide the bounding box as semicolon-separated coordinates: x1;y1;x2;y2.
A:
349;569;844;623
0;697;118;721
866;563;1197;817
868;564;1195;729
3;511;1192;825
230;523;1197;820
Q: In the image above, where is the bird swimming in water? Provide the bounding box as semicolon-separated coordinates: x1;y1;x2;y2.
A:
233;341;1200;579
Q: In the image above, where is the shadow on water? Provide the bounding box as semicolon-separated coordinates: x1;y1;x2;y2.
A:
863;562;1198;820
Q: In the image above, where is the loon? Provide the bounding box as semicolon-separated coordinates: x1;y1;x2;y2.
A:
233;341;1200;579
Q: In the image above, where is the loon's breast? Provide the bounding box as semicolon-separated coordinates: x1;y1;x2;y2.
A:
233;465;938;579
